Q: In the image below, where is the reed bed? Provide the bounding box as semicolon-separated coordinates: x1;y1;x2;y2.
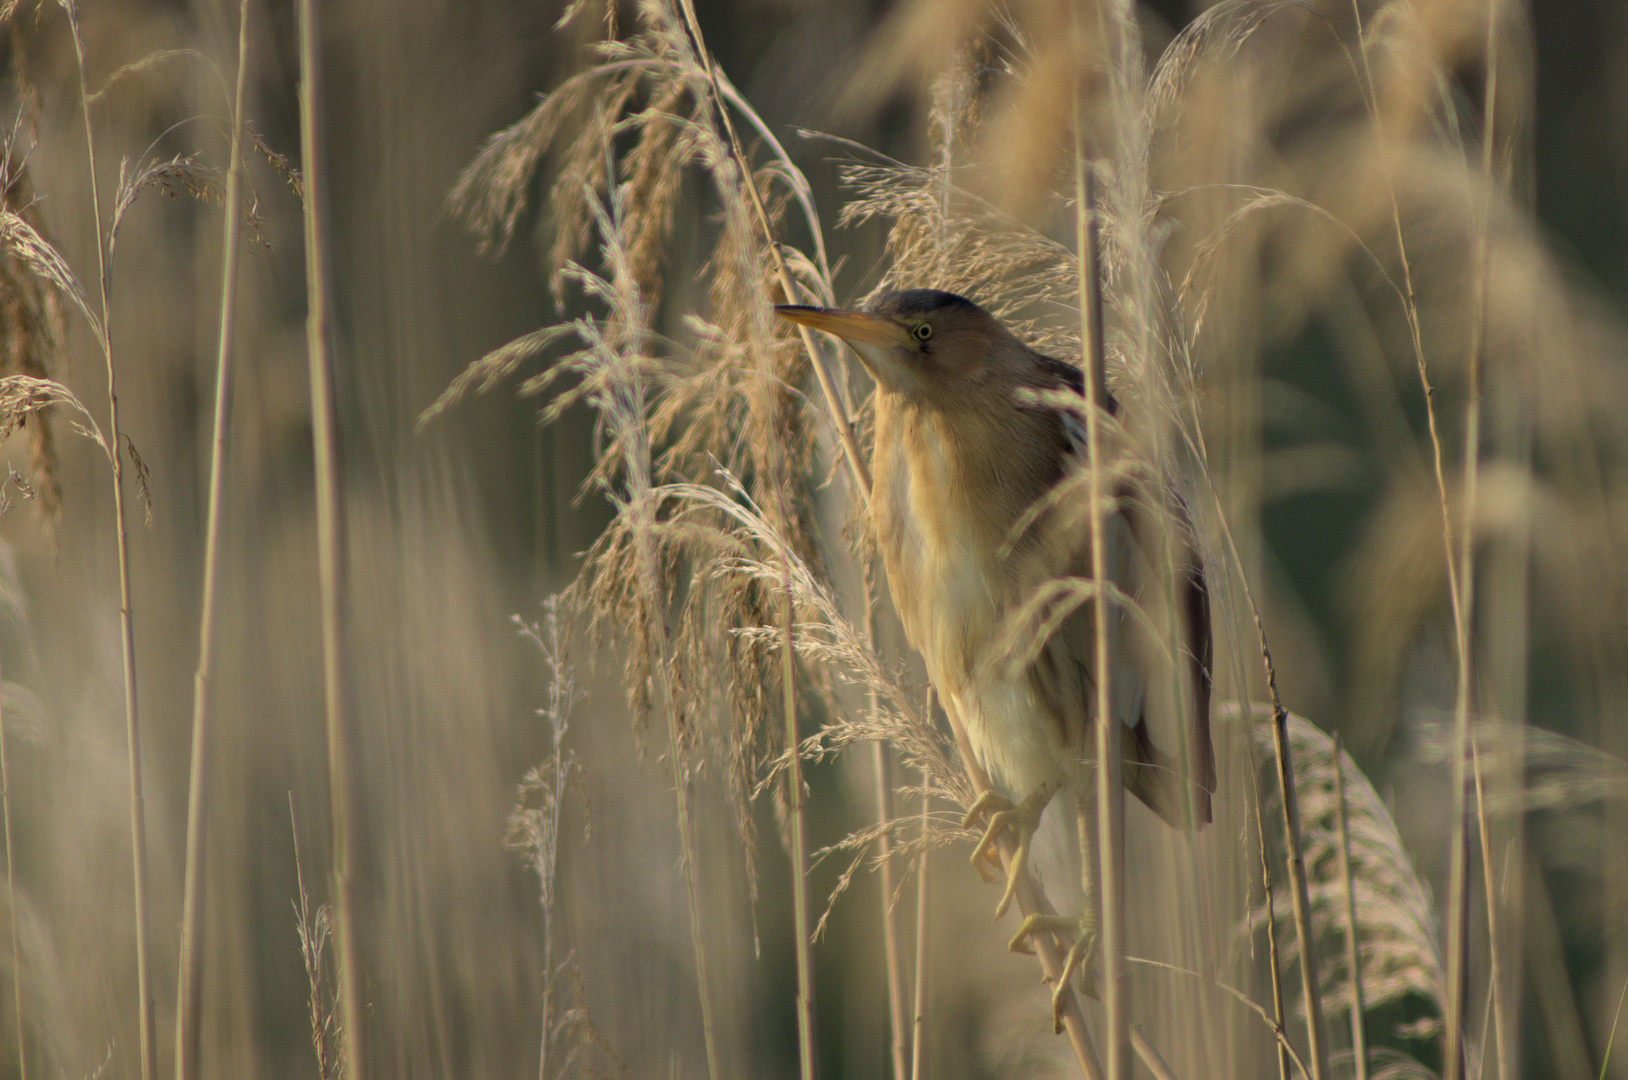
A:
0;0;1625;1078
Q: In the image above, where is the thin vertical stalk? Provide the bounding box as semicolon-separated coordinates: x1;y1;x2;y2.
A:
174;3;251;1075
0;650;24;1080
295;4;365;1076
1208;483;1331;1080
781;513;817;1080
874;732;906;1080
64;7;154;1077
1445;5;1503;1075
867;581;907;1080
637;534;721;1080
618;373;722;1080
650;642;722;1080
1251;734;1290;1080
1346;8;1478;1067
1076;138;1126;1080
910;692;931;1080
1269;704;1328;1080
1344;0;1465;638
1332;735;1369;1080
1472;738;1511;1080
670;7;842;1072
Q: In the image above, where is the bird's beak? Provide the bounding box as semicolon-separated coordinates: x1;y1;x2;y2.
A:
775;305;916;392
774;306;913;350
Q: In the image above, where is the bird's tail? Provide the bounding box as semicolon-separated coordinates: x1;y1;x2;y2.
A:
1122;718;1213;827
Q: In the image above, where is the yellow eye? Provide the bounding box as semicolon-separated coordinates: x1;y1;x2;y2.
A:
913;322;933;342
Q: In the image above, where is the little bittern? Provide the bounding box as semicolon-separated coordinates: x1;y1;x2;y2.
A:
777;289;1214;1021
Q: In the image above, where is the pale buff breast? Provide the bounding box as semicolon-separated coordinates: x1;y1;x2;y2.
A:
872;402;1073;797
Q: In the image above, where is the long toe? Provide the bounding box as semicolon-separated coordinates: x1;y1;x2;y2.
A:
969;785;1054;920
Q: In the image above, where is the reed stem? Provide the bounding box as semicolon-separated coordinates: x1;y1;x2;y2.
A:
621;369;722;1080
0;648;23;1080
781;502;817;1080
1332;735;1369;1080
65;8;154;1076
1076;138;1127;1080
943;704;1102;1080
174;4;251;1074
1269;703;1329;1080
910;742;929;1080
1472;737;1512;1080
1200;472;1330;1080
295;5;366;1075
873;732;906;1080
1252;741;1291;1080
1343;8;1478;1067
863;567;907;1080
1446;8;1504;1076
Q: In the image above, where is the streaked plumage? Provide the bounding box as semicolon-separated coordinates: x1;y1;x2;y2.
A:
778;289;1213;830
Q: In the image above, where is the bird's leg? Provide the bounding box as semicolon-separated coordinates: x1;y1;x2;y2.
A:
961;781;1055;919
1008;794;1101;1033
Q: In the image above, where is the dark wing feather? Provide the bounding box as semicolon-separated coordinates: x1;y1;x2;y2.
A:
1034;351;1215;826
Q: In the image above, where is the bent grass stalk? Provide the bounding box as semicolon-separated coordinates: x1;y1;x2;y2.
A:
64;6;156;1077
672;0;870;502
1346;4;1481;1068
296;2;366;1075
174;2;252;1074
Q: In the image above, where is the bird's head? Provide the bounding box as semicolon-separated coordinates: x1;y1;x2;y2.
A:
775;289;1005;399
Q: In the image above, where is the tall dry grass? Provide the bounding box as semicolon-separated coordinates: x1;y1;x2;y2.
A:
0;1;1625;1079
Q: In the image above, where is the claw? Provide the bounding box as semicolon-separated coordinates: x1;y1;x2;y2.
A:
961;785;1055;919
1007;912;1075;955
1008;911;1099;1033
962;792;1012;884
1050;923;1099;1031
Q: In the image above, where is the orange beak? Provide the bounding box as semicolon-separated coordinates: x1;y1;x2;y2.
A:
774;306;913;350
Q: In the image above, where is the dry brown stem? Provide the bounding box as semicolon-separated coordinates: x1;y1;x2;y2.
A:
174;3;252;1074
296;3;367;1074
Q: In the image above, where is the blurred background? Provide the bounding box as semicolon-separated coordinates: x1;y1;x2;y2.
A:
1;0;1626;1077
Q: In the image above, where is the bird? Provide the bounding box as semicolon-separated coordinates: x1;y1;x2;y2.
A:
776;288;1214;1023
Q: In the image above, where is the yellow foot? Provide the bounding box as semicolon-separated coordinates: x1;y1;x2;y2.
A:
961;784;1054;919
1009;911;1099;1033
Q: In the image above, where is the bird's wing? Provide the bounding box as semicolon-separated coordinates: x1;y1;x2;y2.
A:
1117;494;1215;826
1029;355;1216;826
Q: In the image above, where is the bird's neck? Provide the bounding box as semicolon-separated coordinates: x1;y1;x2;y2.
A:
871;387;1062;568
